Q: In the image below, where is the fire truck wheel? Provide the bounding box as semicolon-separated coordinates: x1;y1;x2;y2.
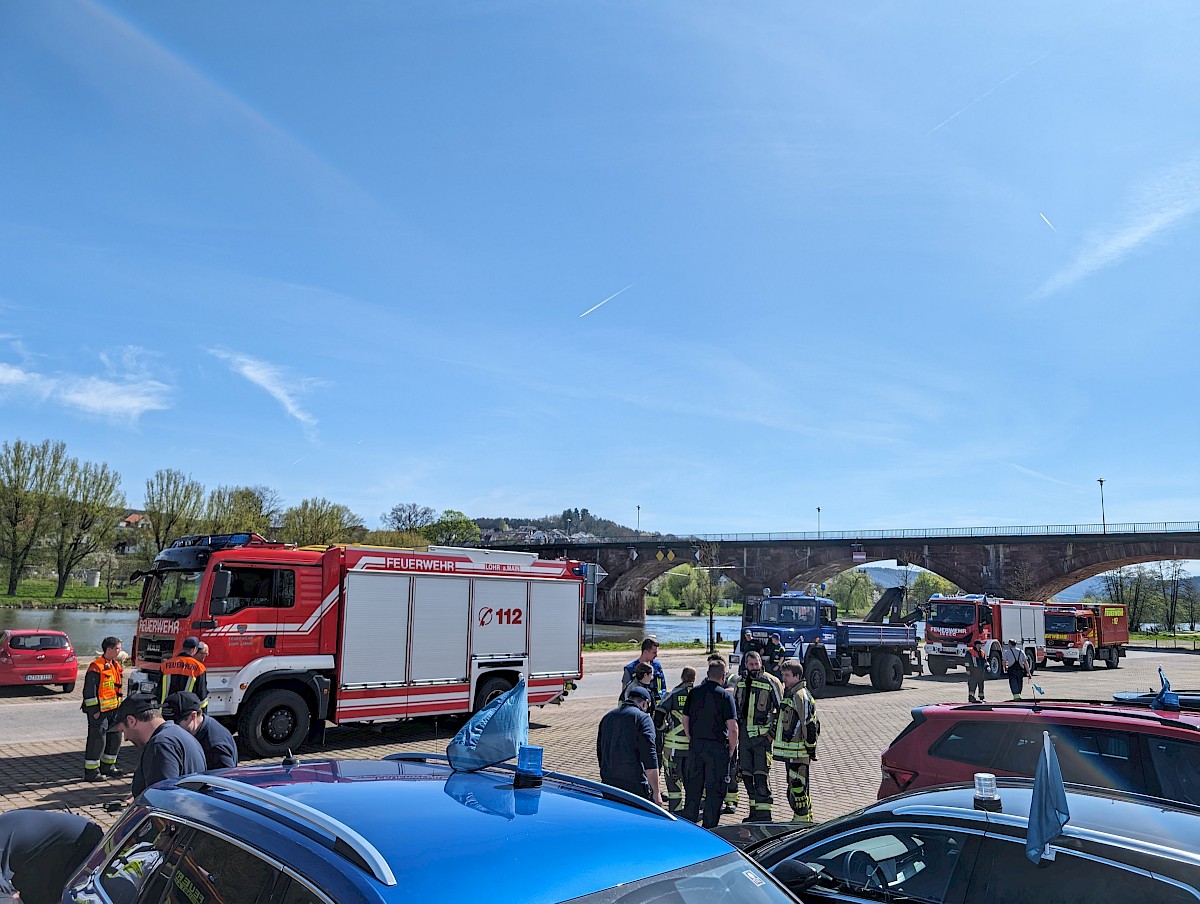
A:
240;688;311;759
927;657;949;676
474;675;514;711
986;652;1002;680
1105;650;1120;669
871;654;904;691
1081;648;1094;671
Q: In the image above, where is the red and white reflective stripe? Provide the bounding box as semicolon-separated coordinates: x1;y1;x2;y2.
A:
209;586;339;636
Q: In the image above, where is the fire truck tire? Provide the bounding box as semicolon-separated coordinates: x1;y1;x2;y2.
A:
239;689;311;759
474;675;514;711
986;651;1003;680
1105;649;1120;668
804;660;828;697
60;681;76;693
927;657;949;676
1081;648;1094;671
871;654;904;691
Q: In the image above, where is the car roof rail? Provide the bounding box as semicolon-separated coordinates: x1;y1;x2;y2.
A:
954;699;1200;732
176;774;397;886
382;752;676;820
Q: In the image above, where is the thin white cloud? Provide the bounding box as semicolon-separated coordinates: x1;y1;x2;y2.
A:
1006;462;1081;489
0;361;168;420
1034;156;1200;299
929;53;1050;135
208;349;323;435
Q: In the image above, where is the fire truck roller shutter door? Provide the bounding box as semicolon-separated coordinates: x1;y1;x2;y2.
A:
410;576;471;682
473;578;529;658
339;572;412;686
529;580;581;676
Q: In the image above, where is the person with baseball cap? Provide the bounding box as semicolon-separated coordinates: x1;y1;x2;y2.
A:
159;637;208;709
107;692;205;798
163;691;238;770
596;684;661;804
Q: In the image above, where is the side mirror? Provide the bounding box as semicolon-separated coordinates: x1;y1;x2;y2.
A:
211;570;232;600
773;859;822;892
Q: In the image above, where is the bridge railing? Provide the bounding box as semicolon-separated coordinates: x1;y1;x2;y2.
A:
492;521;1200;546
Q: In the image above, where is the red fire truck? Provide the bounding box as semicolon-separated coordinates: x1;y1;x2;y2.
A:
924;593;1046;679
1043;602;1129;669
128;533;586;757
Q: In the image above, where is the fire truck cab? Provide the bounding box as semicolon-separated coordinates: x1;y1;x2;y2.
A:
128;533;586;757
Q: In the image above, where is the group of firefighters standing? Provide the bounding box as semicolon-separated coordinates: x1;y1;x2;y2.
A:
600;637;819;829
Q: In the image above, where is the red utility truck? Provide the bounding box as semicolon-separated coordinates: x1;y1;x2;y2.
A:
128;533;586;757
1043;603;1129;670
924;593;1046;679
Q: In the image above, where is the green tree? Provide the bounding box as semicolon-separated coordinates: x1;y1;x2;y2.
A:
280;498;364;547
46;459;125;597
144;469;205;554
203;485;282;536
360;529;429;549
909;572;960;608
422;510;481;545
0;438;70;596
825;570;880;615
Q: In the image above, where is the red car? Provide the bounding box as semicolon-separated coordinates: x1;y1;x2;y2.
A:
0;629;78;693
878;699;1200;807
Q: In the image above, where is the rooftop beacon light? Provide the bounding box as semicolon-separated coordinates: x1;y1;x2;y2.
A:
973;772;1001;812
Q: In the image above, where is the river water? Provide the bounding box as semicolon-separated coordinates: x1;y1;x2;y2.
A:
0;608;742;654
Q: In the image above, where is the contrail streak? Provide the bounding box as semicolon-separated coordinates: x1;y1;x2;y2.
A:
1039;212;1057;232
579;280;639;318
929;52;1050;134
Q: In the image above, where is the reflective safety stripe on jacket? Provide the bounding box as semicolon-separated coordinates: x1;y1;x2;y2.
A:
734;671;783;739
84;657;123;713
772;685;816;760
659;683;692;751
160;655;206;702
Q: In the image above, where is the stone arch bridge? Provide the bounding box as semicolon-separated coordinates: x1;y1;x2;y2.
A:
490;522;1200;622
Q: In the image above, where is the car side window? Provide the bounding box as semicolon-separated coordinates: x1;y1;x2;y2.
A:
995;724;1139;792
97;815;187;904
788;827;971;902
163;830;280;904
929;721;1009;767
967;836;1198;903
1145;734;1200;805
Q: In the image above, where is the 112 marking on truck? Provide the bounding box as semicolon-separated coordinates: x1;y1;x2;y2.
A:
127;533;588;757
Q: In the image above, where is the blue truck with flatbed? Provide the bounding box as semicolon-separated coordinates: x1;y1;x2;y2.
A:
729;588;921;696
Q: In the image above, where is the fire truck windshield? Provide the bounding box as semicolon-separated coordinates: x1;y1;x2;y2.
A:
140;570;203;618
758;601;817;628
1045;614;1077;634
927;603;975;627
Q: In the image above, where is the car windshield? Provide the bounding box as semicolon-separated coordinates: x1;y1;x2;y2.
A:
564;852;794;904
928;603;976;627
1045;615;1076;633
140;570;203;618
759;602;817;628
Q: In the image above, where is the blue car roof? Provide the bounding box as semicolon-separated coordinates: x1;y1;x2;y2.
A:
160;756;735;903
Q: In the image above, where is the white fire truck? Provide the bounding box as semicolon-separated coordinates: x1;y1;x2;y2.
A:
128;533;586;757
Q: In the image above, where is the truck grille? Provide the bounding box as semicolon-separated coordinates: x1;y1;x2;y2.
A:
138;635;175;664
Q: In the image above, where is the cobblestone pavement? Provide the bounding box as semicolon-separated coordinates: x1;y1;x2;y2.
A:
1;647;1194;833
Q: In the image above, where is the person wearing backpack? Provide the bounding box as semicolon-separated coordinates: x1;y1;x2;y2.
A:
771;657;820;824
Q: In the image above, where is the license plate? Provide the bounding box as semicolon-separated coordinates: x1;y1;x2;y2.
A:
25;674;52;681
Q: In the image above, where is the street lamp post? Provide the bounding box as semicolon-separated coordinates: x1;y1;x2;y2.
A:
817;506;821;537
566;517;572;541
1097;478;1106;533
637;505;640;540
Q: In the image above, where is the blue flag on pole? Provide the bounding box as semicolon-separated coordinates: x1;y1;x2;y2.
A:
1026;730;1070;864
448;679;529;772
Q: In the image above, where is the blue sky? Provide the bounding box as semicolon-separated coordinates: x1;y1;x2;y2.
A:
2;1;1198;535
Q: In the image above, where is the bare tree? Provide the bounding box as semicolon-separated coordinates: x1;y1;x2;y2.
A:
382;503;437;532
1103;566;1155;631
46;459;125;597
695;541;725;653
144;469;205;553
0;439;70;596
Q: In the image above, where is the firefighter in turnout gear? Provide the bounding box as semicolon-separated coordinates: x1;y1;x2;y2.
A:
655;667;695;813
159;636;208;708
82;635;124;781
734;650;784;822
772;657;820;823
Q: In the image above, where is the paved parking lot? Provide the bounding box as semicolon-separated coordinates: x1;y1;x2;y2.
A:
0;646;1194;832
